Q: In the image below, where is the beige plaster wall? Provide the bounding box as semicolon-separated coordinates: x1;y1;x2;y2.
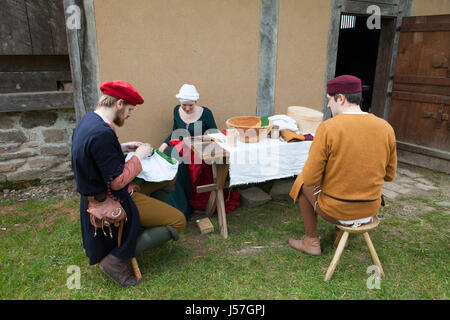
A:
94;0;260;145
274;0;331;115
412;0;450;16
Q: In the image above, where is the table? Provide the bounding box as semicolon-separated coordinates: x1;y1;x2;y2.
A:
184;135;312;238
183;136;230;238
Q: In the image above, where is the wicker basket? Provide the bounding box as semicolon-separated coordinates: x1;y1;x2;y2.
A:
226;116;273;143
287;106;323;134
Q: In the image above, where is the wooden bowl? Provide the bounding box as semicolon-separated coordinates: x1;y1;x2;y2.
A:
226;116;273;143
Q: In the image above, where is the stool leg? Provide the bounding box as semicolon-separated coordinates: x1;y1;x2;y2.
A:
325;231;349;281
333;229;344;247
131;257;142;280
363;232;385;279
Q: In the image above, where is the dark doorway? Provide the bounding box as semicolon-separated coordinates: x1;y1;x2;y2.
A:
335;14;381;112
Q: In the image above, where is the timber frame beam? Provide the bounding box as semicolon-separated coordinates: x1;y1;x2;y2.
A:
63;0;100;122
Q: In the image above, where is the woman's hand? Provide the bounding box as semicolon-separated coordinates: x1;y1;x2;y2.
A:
158;142;169;154
135;143;152;160
121;141;143;153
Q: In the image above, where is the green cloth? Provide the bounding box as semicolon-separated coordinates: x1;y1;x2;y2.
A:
164;105;218;220
154;149;178;165
260;116;269;127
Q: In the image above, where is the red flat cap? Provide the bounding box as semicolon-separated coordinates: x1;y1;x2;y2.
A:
100;80;144;106
327;75;362;94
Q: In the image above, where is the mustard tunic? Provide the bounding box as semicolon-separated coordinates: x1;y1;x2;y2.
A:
289;113;397;221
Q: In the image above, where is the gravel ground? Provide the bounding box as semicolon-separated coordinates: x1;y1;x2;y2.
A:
1;178;78;202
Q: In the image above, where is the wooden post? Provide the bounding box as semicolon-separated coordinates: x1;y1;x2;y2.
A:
63;0;100;122
256;0;279;117
63;0;85;122
81;0;101;110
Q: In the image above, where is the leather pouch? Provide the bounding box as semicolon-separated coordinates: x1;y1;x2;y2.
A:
86;196;127;247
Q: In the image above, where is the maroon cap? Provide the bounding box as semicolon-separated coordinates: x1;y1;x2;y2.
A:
326;75;362;94
100;80;144;106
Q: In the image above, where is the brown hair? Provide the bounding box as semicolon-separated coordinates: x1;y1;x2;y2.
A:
97;94;120;107
334;92;362;106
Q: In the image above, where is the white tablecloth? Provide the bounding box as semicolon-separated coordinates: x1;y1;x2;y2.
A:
209;133;312;187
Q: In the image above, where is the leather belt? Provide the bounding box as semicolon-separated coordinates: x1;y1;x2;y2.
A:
323;192;378;203
83;187;136;202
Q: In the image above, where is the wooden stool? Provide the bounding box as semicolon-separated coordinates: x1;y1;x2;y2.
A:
324;216;385;282
131;257;142;280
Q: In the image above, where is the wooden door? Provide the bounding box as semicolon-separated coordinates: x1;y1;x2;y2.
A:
0;0;68;55
389;15;450;164
0;0;70;95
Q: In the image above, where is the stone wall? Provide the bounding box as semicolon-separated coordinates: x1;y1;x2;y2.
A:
0;109;77;183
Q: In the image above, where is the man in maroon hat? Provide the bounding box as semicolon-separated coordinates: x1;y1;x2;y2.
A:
288;75;397;255
71;80;186;287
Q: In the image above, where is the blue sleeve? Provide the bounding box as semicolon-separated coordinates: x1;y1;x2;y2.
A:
89;129;125;186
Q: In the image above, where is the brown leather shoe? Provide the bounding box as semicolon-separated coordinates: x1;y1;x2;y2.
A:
288;235;321;256
99;254;140;288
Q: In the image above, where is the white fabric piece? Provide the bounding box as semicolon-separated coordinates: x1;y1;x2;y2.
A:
176;84;199;102
209;133;312;186
125;151;179;182
339;216;373;226
268;114;299;131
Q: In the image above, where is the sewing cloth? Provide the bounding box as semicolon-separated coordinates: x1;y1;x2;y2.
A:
209;133;312;187
126;150;179;182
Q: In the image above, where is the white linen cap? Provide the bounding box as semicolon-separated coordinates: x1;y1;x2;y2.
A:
176;84;199;102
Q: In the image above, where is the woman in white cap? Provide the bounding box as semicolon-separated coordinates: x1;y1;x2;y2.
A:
158;84;219;220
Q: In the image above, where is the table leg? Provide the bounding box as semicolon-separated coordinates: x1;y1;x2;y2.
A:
206;164;218;216
215;163;229;238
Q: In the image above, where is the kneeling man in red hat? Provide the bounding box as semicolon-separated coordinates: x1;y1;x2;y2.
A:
71;80;186;287
288;75;397;255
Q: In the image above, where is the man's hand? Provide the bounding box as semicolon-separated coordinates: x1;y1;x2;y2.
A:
135;143;152;160
121;141;143;153
158;142;169;154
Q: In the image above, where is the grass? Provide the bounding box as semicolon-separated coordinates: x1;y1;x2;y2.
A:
0;179;41;192
0;174;449;300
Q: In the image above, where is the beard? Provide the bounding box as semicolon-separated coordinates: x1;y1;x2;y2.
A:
113;108;126;127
